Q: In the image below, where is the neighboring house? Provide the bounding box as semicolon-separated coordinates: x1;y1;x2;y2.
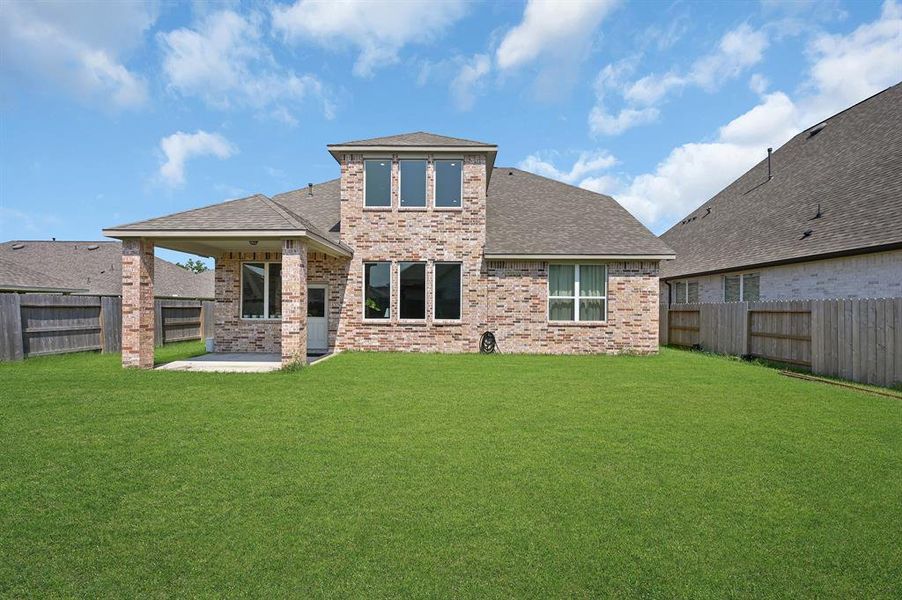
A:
103;132;673;368
660;82;902;305
0;241;214;299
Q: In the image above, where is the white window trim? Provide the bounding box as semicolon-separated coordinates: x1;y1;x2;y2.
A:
363;158;393;209
547;264;608;323
723;272;760;302
672;280;698;304
397;261;427;321
432;261;463;322
433;157;464;211
239;261;281;321
362;261;392;321
398;158;428;210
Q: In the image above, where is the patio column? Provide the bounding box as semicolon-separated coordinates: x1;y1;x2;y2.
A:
121;238;155;368
281;238;308;366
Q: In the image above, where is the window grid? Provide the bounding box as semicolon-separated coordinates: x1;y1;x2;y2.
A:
548;264;607;322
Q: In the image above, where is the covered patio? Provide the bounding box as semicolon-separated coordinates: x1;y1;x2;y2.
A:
103;193;352;369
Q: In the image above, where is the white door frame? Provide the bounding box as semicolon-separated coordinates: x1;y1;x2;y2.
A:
307;284;329;351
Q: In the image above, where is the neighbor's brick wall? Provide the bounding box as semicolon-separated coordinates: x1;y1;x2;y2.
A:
214;250;350;353
333;152;488;352
487;260;660;354
663;249;902;303
121;238;155;368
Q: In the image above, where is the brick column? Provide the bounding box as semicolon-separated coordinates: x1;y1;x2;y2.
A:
121;238;155;368
281;239;308;366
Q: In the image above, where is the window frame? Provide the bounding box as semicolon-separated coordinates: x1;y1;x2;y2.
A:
363;158;393;209
362;261;393;321
239;261;282;321
672;280;699;304
433;157;464;210
398;157;428;210
432;261;463;322
723;272;760;302
547;263;608;324
397;260;427;321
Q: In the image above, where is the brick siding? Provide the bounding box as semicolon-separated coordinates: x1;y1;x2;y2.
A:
121;238;155;368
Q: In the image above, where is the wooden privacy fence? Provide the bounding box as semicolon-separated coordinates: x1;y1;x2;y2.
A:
660;298;902;388
0;293;215;362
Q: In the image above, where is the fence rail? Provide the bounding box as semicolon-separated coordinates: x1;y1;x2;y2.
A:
660;298;902;388
0;293;214;361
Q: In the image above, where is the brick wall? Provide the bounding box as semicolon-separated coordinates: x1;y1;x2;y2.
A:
121;238;155;367
487;260;660;354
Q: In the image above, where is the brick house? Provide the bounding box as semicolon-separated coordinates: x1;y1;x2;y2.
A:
660;83;902;305
104;132;673;368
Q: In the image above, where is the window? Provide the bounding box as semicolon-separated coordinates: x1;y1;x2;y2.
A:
434;263;461;320
724;273;760;302
548;264;607;322
364;262;391;319
400;159;426;208
673;281;699;304
241;262;281;319
399;262;426;319
435;159;462;208
364;159;391;207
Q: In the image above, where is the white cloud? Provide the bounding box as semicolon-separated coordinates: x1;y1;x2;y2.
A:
518;150;617;184
495;0;618;70
159;10;333;123
0;0;154;109
271;0;468;77
450;54;492;111
590;23;769;135
749;73;770;94
159;131;237;187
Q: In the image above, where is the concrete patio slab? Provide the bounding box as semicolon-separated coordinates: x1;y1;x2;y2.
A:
156;352;333;372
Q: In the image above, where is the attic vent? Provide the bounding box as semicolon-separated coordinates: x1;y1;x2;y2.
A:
11;243;24;250
87;244;100;250
808;122;827;137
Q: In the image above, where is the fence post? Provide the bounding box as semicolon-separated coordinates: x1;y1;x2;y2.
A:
0;293;24;361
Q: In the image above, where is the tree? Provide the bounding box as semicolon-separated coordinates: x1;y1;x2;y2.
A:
177;258;209;273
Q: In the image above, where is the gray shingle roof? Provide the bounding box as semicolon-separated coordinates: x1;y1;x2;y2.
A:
660;82;902;279
0;257;83;293
329;131;495;147
271;179;341;244
485;168;674;256
0;241;214;298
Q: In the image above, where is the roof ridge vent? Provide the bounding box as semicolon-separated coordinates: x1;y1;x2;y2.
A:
808;122;827;137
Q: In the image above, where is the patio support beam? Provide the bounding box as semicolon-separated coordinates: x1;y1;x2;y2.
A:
281;238;308;366
121;238;155;368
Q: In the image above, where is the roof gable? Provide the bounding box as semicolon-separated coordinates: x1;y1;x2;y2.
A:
329;131;494;148
660;83;902;279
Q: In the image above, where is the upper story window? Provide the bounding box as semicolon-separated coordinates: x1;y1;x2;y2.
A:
435;159;462;208
548;264;607;322
364;159;391;207
724;273;759;302
400;159;426;208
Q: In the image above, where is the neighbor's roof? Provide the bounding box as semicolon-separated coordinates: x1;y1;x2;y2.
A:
0;241;214;298
328;131;495;148
660;82;902;279
485;168;673;257
0;256;84;293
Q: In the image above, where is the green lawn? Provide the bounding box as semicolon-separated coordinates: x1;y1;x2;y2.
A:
1;344;900;598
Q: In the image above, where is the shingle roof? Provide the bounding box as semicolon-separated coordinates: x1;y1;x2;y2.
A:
0;241;214;298
0;257;84;293
271;179;341;244
329;131;495;147
485;168;674;256
660;82;902;279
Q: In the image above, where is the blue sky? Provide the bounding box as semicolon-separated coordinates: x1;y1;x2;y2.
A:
1;0;900;265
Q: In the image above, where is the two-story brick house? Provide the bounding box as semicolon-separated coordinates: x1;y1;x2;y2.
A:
104;132;674;368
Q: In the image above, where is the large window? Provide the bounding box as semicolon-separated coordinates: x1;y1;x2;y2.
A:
724;273;759;302
364;262;391;319
548;264;607;322
399;262;426;319
673;281;698;304
435;159;462;208
241;262;281;319
400;159;426;208
364;159;391;207
434;262;461;320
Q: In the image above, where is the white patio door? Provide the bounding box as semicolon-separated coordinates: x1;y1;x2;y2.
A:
307;285;328;352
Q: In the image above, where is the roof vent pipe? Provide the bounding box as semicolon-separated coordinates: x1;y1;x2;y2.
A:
767;147;773;180
307;183;313;196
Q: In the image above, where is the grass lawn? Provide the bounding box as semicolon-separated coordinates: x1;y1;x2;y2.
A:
1;343;900;598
